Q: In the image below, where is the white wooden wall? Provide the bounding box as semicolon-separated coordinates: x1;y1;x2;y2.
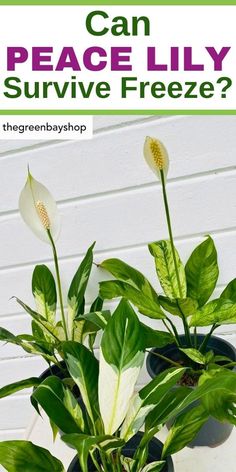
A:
0;114;236;442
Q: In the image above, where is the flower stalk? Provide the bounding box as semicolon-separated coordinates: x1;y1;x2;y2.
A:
160;170;183;298
159;169;193;346
47;228;68;341
144;137;193;346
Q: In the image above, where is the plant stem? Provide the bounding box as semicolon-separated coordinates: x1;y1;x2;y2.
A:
176;300;192;347
162;319;175;337
165;316;182;347
160;170;183;298
99;451;110;472
194;327;198;349
160;171;193;346
47;229;68;340
221;362;236;368
115;450;122;472
90;452;103;472
199;324;218;353
145;349;183;368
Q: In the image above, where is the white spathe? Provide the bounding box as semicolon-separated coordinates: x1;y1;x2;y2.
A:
143;136;169;180
98;350;143;435
19;172;60;243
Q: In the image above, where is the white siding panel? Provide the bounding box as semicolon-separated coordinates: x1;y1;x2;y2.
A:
0;115;236;214
0;429;25;441
0;356;46;389
1;171;236;268
0;396;35;430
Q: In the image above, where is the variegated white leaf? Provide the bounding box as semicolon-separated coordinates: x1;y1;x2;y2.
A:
99;348;144;435
141;461;166;472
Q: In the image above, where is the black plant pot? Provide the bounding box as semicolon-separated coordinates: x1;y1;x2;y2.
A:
67;432;174;472
146;334;236;448
37;361;83;448
39;361;68;382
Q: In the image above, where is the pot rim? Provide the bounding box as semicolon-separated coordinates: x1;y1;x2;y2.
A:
146;333;236;379
67;432;174;472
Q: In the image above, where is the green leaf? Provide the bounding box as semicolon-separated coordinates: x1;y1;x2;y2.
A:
99;258;164;319
149;240;186;298
49;419;59;442
140;324;174;349
67;242;95;338
0;326;56;363
88;332;96;351
120;367;185;441
87;297;104;349
32;376;85;434
205;350;215;364
99;299;144;435
141;461;166;472
73;310;111;346
62;434;94;472
0;377;41;399
90;295;104;312
76;320;98;342
213;355;233;363
82;310;111;330
141;387;192;448
179;348;206;365
185;236;219;307
63;434;124;453
32;265;57;324
72;319;96;344
0;441;64;472
31;320;54;353
21;343;57;363
162;404;209;458
100;280;165;319
0;328;30;352
120;457;135;472
146;370;236;444
167;368;236;423
14;298;58;341
145;387;191;431
159;296;198;318
220;278;236;302
199;369;236;425
189;298;236;327
69;320;83;343
0;327;18;344
62;341;99;427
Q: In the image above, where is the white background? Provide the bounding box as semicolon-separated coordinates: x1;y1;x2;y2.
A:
0;115;236;466
0;5;235;109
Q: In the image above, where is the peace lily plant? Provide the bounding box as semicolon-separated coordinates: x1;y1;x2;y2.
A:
1;299;236;472
0;146;236;471
0;170;108;400
99;137;236;417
